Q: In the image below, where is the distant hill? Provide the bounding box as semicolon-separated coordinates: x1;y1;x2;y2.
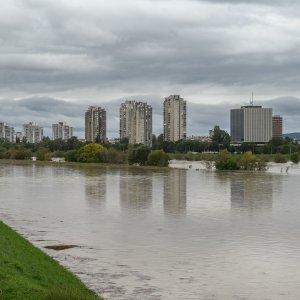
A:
283;132;300;140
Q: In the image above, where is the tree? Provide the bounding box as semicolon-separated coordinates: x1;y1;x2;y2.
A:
211;125;231;149
128;145;151;165
147;150;170;166
77;143;108;163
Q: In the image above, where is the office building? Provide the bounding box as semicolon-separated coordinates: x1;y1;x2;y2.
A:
0;122;15;143
272;115;283;139
231;105;272;143
120;100;152;147
85;106;106;143
22;122;43;143
163;95;186;142
52;122;73;140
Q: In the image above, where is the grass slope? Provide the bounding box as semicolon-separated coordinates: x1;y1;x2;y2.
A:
0;221;101;300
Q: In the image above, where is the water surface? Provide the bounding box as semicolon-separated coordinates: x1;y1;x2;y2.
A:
1;163;300;299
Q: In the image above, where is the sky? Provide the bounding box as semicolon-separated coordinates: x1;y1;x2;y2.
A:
1;0;300;138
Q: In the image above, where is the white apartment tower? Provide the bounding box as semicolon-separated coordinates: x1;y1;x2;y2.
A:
163;95;187;142
0;122;15;143
22;122;43;143
85;106;106;143
120;101;152;147
230;105;273;143
52;122;73;140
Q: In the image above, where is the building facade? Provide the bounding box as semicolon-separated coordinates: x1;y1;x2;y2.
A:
0;122;15;143
52;122;73;140
85;106;106;143
163;95;186;142
272;115;283;139
230;106;272;143
120;100;152;147
22;122;43;143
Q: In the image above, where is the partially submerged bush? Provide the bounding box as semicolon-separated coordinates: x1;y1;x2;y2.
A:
291;152;300;164
274;153;288;163
147;150;169;166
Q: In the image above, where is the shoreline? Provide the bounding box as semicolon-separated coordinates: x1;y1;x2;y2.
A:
0;221;101;299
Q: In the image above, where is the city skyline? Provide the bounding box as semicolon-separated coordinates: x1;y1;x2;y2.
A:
0;96;298;140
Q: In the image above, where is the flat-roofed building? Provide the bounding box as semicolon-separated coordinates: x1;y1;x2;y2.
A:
0;122;15;143
52;122;73;140
272;115;283;139
120;100;152;147
163;95;187;142
85;106;106;143
22;122;43;143
231;105;272;143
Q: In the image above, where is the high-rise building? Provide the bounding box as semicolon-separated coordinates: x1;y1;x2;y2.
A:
230;105;272;143
0;122;15;143
272;115;283;139
85;106;106;143
120;100;152;147
22;122;43;143
163;95;186;142
52;122;73;140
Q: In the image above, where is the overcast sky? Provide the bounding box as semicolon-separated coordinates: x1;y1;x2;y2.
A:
1;0;300;137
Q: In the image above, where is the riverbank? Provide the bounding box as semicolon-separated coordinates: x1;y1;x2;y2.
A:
0;221;101;300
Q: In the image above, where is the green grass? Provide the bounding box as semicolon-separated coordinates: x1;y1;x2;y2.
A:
0;221;101;300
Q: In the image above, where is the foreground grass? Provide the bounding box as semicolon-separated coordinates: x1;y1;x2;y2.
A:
0;221;100;300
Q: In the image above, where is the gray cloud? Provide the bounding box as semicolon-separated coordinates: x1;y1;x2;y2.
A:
0;0;300;133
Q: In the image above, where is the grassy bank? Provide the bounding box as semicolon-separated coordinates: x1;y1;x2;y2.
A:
0;221;100;300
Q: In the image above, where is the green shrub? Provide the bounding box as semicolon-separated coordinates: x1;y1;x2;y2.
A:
77;144;108;163
65;150;79;162
215;150;239;170
274;153;288;163
106;149;127;164
291;152;300;164
147;150;170;166
128;145;151;165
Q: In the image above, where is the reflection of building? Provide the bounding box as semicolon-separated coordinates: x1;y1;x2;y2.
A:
22;122;43;143
119;169;152;209
0;122;14;142
272;115;283;139
230;105;272;143
52;122;73;140
163;95;187;142
85;169;107;208
120;100;152;147
164;169;186;214
230;174;273;211
85;106;106;143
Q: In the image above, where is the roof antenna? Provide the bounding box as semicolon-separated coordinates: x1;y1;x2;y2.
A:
250;92;254;106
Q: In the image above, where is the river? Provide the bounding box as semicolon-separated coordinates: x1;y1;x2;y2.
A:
1;162;300;299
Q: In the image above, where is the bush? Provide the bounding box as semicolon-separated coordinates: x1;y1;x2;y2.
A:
215;150;239;170
77;144;108;163
274;153;288;163
106;149;127;164
36;148;50;161
147;150;170;166
65;150;79;162
128;145;151;165
291;152;300;164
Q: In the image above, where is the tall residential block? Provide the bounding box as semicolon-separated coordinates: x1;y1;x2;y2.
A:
0;122;15;143
272;115;283;139
120;100;152;147
85;106;106;143
163;95;186;142
22;122;43;143
230;105;272;143
52;122;73;140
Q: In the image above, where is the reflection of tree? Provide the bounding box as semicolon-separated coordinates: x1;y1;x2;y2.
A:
164;169;187;215
230;173;273;211
85;168;107;208
119;169;152;210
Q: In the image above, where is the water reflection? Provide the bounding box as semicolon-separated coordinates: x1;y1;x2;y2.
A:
230;173;273;211
164;168;187;215
84;168;107;208
119;169;153;210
